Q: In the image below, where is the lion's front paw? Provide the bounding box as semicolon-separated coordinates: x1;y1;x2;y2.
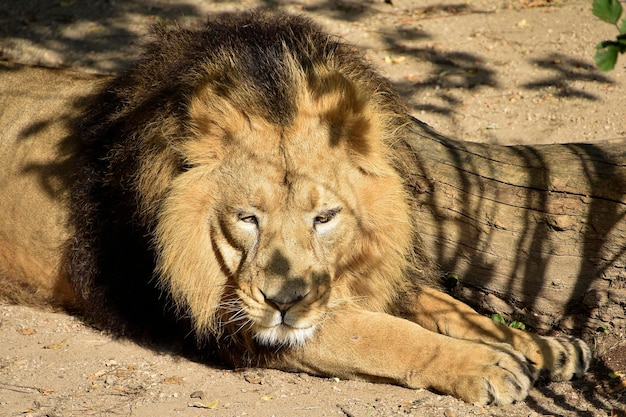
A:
538;336;591;381
433;344;533;406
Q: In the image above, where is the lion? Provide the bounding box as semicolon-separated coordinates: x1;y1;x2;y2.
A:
0;12;590;405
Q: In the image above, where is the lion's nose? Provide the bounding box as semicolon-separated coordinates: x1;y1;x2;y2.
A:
262;292;306;314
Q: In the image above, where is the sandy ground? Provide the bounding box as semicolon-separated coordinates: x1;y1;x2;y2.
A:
1;1;625;416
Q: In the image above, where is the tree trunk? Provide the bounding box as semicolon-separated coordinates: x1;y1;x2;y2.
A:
405;119;626;336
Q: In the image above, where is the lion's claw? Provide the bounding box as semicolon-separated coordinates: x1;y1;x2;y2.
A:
437;343;532;405
473;348;532;405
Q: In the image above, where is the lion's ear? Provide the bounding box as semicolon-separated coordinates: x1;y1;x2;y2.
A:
306;71;393;176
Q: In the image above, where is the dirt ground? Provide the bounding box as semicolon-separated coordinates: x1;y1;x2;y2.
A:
0;1;625;416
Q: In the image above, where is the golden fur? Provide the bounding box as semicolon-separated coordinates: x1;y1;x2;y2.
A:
0;12;590;405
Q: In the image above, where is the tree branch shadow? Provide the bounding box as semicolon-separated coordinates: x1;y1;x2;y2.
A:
521;53;614;100
0;0;202;72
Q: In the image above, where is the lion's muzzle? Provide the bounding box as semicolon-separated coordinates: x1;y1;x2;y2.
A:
239;269;331;348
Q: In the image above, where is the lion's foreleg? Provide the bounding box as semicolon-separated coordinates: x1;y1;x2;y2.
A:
408;286;591;381
272;308;532;405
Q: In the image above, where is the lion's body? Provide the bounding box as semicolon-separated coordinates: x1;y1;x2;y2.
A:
0;13;590;405
0;65;102;306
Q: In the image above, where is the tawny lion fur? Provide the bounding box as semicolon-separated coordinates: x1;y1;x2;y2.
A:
0;12;591;405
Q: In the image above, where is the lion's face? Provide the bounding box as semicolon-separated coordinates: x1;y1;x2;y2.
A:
211;122;354;346
153;71;413;348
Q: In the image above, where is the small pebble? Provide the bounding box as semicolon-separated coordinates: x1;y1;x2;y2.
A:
190;390;204;399
444;410;457;417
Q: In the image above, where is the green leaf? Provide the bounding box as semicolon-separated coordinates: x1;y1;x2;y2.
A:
593;0;623;24
509;321;526;330
491;313;506;325
621;18;626;33
595;42;620;71
444;272;461;291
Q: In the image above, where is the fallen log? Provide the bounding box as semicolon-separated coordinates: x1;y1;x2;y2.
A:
406;119;626;335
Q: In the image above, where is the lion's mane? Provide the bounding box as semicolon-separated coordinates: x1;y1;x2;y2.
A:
66;12;435;364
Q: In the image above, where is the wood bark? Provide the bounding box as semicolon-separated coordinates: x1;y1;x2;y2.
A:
405;119;626;336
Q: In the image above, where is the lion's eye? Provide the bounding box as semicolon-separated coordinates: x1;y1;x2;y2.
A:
314;208;341;226
238;213;258;225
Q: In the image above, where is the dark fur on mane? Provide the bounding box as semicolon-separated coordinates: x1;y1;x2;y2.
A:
65;11;430;363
